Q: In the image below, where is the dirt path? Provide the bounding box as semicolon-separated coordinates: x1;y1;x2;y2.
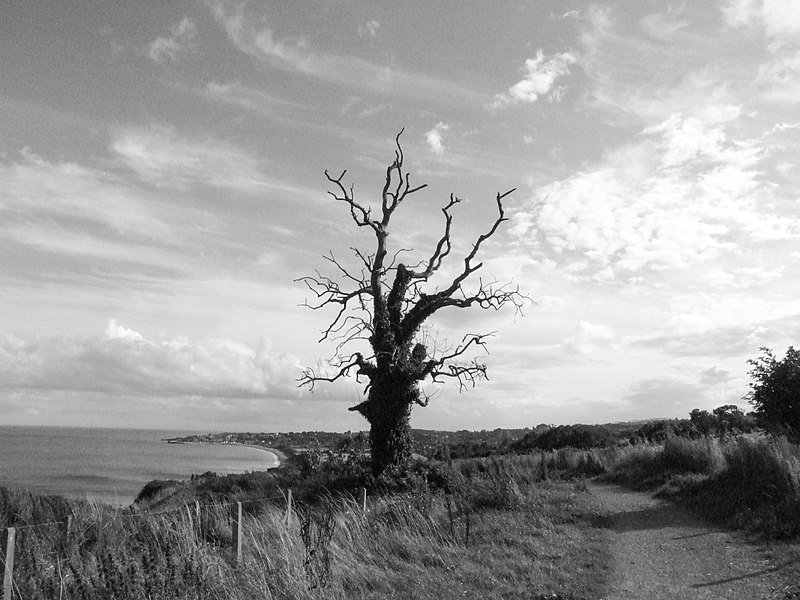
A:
588;483;800;600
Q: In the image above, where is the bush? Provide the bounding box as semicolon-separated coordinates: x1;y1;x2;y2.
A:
746;346;800;439
661;436;724;475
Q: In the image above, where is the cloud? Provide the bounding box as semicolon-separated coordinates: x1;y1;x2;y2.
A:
640;6;689;40
110;124;276;193
720;0;761;30
762;0;800;43
512;105;800;280
425;122;449;155
721;0;800;46
564;320;617;357
624;377;704;412
700;366;733;386
358;20;380;39
0;148;198;273
633;293;800;359
147;17;197;64
756;50;800;104
203;0;487;107
0;321;303;399
1;148;169;239
492;50;577;108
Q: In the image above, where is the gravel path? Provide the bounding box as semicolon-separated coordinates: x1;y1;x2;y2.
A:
589;483;800;600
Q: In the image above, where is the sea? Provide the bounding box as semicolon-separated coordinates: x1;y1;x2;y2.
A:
0;426;279;506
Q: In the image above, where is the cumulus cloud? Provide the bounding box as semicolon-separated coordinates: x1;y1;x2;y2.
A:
512;105;800;281
147;17;197;64
0;321;303;399
358;20;380;39
425;122;449;155
564;320;617;357
492;50;577;108
720;0;761;30
721;0;800;46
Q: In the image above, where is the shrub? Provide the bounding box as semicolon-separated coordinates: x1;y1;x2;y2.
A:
746;346;800;440
661;436;724;475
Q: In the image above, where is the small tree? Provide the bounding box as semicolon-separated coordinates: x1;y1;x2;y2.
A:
299;132;528;476
745;346;800;439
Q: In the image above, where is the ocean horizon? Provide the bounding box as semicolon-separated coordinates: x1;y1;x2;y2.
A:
0;425;279;506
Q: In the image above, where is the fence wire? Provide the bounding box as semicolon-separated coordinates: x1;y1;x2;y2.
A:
1;492;290;532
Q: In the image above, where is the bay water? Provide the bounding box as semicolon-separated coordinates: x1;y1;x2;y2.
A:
0;426;279;506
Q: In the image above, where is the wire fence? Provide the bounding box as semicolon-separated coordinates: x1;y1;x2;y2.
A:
0;487;369;600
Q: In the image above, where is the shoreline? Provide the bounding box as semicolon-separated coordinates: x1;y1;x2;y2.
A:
166;439;286;466
237;443;287;465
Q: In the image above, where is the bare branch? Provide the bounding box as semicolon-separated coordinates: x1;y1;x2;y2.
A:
415;332;492;384
400;189;529;341
298;352;377;392
440;189;515;296
408;194;459;281
325;169;379;233
429;360;489;391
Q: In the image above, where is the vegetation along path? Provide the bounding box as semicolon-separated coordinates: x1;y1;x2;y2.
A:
588;483;800;600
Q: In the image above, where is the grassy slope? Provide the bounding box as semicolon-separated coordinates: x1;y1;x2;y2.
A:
1;457;612;600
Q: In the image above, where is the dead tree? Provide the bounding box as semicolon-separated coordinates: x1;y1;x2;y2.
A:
298;131;528;476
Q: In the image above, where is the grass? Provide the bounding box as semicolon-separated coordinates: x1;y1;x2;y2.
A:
7;435;798;597
606;434;800;538
1;457;611;600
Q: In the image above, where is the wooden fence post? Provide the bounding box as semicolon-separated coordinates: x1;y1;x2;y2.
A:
360;487;367;514
195;501;202;538
286;489;293;527
230;502;243;565
2;527;15;600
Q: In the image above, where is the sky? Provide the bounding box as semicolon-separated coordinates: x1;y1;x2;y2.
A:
1;0;799;433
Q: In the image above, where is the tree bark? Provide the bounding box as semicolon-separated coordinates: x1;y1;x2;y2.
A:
351;370;418;476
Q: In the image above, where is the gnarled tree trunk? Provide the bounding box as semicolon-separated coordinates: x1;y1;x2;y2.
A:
350;369;418;476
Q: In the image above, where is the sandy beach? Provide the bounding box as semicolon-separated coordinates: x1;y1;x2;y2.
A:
238;444;287;465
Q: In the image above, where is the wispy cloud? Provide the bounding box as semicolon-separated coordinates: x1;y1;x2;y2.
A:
110;124;292;193
492;50;577;109
2;148;169;239
147;17;197;65
203;0;487;107
640;6;689;40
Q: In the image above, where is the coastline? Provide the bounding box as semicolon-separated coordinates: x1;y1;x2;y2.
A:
238;444;287;465
166;439;286;466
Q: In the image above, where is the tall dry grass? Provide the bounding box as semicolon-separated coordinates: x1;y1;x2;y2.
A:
1;457;610;599
606;435;800;537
